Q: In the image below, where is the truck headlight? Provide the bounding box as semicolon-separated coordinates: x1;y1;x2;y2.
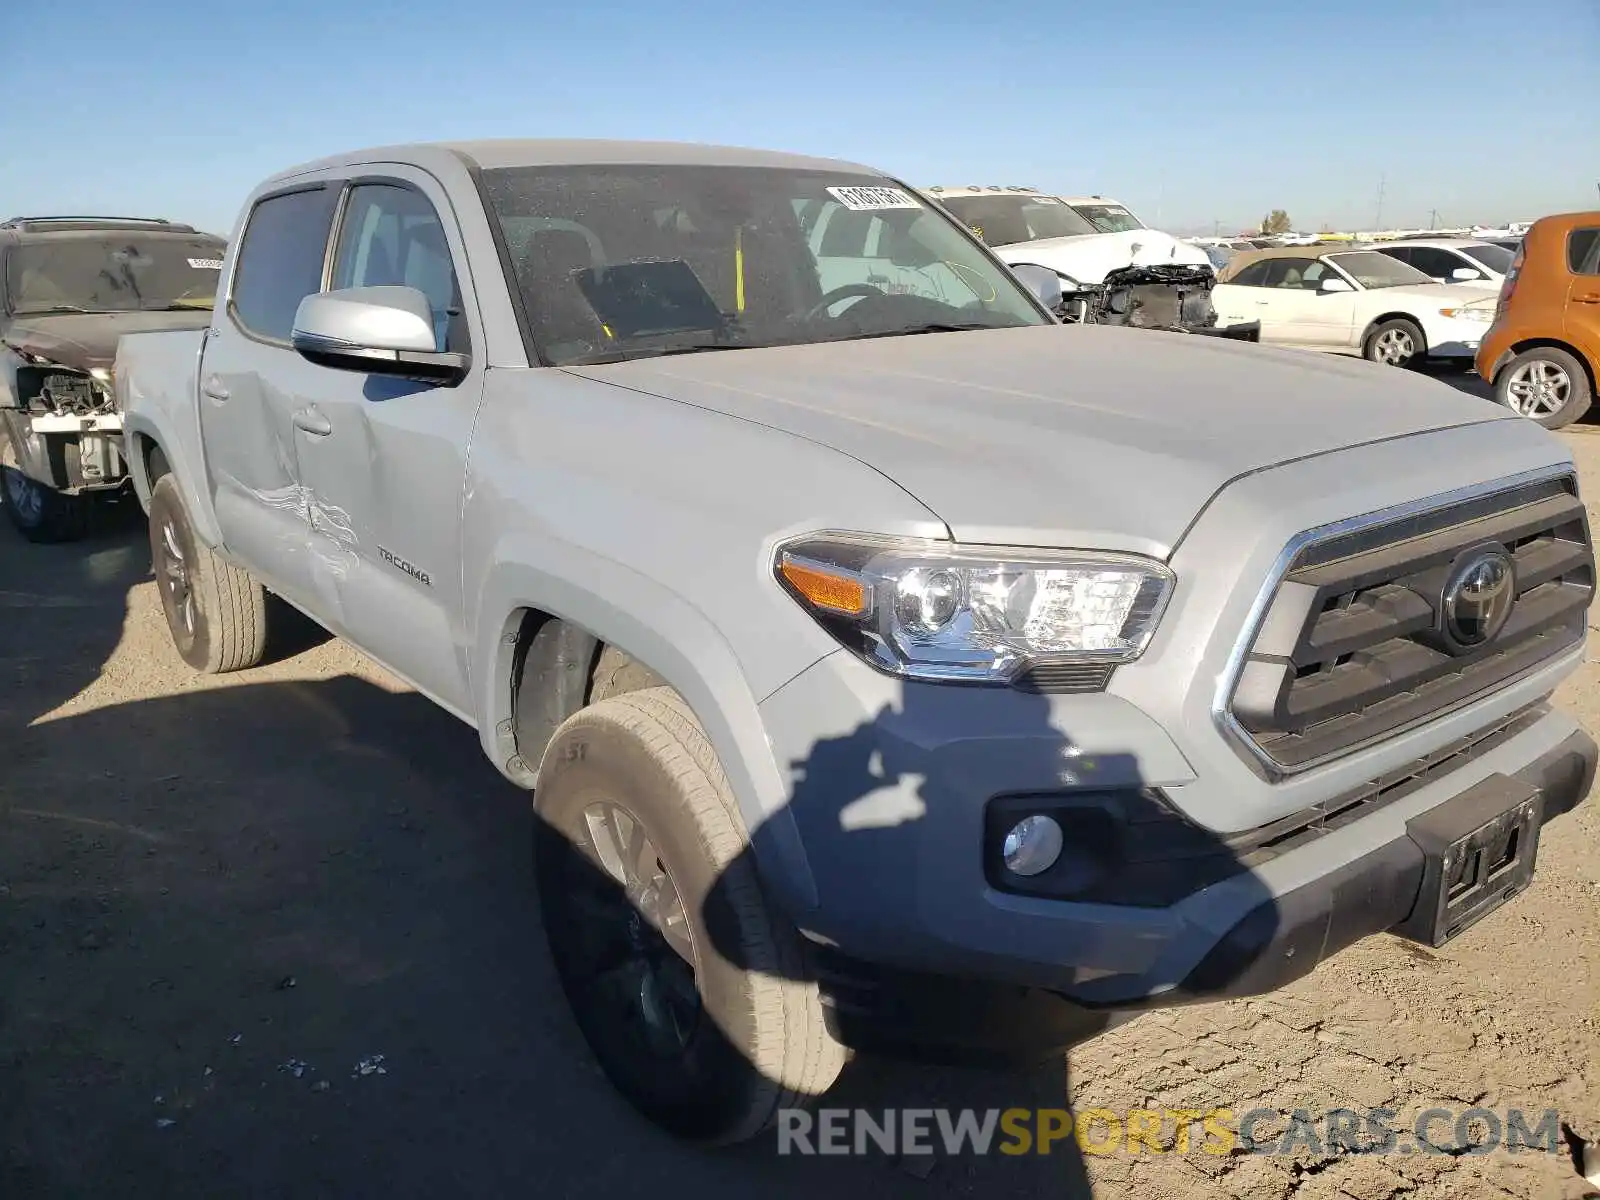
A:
774;532;1175;683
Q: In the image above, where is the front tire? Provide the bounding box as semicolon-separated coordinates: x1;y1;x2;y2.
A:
0;425;89;543
1495;346;1593;430
534;687;845;1144
1363;317;1426;368
147;474;268;673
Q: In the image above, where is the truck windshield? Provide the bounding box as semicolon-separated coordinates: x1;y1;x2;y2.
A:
933;195;1098;245
478;164;1049;365
1070;204;1144;233
5;236;225;316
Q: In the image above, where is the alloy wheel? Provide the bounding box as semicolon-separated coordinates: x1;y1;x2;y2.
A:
157;518;196;639
1372;328;1415;365
568;801;702;1058
1504;359;1572;419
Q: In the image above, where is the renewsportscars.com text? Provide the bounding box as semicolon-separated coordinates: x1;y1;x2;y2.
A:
776;1106;1563;1157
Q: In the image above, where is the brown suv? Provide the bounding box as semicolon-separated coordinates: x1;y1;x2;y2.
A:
1476;211;1600;430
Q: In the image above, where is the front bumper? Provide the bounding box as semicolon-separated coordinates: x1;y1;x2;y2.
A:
759;641;1595;1056
1421;314;1491;358
1189;319;1261;342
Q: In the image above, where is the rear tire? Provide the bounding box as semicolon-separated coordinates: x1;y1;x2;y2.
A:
0;425;89;543
1495;346;1592;430
1363;318;1426;368
147;474;268;673
533;687;845;1144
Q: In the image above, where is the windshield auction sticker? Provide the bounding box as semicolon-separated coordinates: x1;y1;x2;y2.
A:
827;185;922;211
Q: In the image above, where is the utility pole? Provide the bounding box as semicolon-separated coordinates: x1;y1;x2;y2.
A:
1428;208;1439;230
1213;219;1221;237
1375;173;1386;232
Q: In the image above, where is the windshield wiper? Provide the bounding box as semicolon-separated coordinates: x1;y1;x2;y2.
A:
568;342;746;364
13;305;96;315
826;322;1018;342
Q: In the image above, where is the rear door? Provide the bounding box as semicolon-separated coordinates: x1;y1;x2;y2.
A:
286;169;484;714
199;184;341;610
1564;224;1600;373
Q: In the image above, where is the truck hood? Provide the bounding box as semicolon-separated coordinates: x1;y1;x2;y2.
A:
562;324;1511;557
2;309;216;373
991;230;1213;285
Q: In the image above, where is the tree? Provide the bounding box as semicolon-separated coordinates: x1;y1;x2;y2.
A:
1259;209;1293;235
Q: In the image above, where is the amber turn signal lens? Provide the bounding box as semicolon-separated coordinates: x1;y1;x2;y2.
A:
780;557;867;616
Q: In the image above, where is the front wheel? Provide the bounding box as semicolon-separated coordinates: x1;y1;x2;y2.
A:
1495;346;1593;430
0;425;88;543
147;474;268;673
534;687;845;1144
1363;317;1426;368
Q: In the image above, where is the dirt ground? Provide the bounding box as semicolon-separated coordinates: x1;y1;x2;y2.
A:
2;406;1598;1199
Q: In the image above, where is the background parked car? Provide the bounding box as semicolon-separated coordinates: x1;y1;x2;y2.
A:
1476;211;1600;430
1372;238;1515;286
1212;246;1500;367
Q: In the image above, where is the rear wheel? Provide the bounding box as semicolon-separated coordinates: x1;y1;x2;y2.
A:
1496;346;1592;430
0;425;88;543
147;474;268;672
534;687;844;1144
1363;318;1426;368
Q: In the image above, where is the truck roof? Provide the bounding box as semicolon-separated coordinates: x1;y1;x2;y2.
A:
268;138;882;186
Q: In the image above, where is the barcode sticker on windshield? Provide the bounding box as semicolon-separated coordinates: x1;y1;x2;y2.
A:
827;186;921;212
188;258;223;269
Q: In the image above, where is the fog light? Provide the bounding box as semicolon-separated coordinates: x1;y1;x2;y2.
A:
1002;815;1063;876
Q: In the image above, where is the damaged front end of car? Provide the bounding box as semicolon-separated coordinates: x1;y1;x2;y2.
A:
1056;264;1261;341
1;343;128;495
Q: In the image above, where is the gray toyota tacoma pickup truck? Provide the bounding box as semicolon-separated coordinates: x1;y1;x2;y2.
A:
115;139;1597;1145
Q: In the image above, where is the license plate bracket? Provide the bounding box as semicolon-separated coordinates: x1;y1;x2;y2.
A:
1393;773;1544;948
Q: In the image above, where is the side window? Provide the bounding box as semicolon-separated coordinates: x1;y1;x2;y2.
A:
230;187;339;342
1381;246;1415;267
1261;258;1317;289
1568;228;1600;275
331;183;467;352
1409;247;1469;280
1228;261;1273;287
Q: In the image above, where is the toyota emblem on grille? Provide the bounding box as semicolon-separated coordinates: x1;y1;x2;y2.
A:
1441;548;1516;652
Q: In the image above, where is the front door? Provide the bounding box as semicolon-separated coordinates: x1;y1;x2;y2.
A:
199;183;343;611
288;170;485;715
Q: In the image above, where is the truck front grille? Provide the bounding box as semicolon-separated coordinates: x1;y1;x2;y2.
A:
1225;473;1592;775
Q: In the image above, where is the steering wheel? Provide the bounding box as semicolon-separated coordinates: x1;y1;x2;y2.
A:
804;283;886;321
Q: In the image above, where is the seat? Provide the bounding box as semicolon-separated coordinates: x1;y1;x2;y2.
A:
519;228;603;349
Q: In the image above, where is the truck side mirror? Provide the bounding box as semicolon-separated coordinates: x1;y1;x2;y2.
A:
292;285;469;386
1007;264;1065;314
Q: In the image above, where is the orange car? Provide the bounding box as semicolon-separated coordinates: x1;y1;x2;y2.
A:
1476;211;1600;430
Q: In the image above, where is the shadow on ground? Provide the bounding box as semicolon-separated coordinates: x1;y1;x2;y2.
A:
0;506;1113;1198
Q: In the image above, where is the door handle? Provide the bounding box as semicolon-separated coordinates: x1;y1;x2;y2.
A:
1574;292;1600;304
201;376;229;401
292;407;332;436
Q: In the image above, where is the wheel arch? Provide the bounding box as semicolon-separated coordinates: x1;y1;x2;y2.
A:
1360;311;1427;351
473;558;820;914
120;415;223;545
1502;337;1598;397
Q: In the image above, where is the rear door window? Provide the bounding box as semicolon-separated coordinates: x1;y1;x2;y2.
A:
1568;228;1600;275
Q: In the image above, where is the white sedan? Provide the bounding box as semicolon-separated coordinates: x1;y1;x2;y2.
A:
1369;238;1515;286
1212;248;1501;367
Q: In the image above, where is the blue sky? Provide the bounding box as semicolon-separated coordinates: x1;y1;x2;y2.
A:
7;0;1597;237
